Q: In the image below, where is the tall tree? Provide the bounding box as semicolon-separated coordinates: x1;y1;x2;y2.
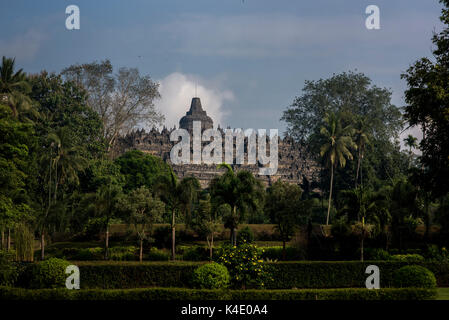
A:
266;180;311;260
155;173;201;260
0;57;34;119
61;60;163;153
319;112;356;225
403;134;418;168
354;116;370;188
401;0;449;197
121;186;164;262
210;164;264;246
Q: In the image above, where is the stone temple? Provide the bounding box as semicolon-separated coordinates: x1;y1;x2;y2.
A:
114;97;318;188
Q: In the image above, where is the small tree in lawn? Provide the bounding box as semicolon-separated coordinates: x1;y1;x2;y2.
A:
95;181;123;260
266;180;310;260
121;186;164;262
188;194;222;260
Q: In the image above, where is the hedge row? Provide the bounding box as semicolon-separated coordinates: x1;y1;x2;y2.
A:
0;287;436;300
54;261;448;289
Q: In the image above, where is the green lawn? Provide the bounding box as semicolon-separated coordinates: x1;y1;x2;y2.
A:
437;288;449;300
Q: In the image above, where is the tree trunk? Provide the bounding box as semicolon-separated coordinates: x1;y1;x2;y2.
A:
171;209;176;261
326;165;334;225
1;230;4;250
355;149;361;188
361;237;364;262
139;238;143;263
211;233;214;260
7;228;11;251
282;240;286;261
105;225;109;260
41;232;45;261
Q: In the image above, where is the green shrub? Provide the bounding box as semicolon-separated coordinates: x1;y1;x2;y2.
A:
217;242;270;289
147;247;170;261
390;254;425;262
30;258;70;289
182;246;209;261
192;262;230;289
39;260;449;290
259;246;306;261
109;246;137;261
75;247;103;260
365;248;391;260
237;226;254;244
0;250;18;286
0;287;436;300
392;265;437;288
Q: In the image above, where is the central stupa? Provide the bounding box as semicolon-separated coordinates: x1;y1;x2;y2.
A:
179;97;213;132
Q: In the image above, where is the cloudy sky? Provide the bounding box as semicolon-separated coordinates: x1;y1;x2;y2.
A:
0;0;445;147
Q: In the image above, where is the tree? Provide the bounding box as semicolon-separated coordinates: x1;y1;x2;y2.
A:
319;112;356;225
210;164;264;246
121;186;164;262
187;194;221;260
61;60;163;153
0;57;34;119
266;180;311;260
115;150;174;193
155;173;201;260
94;181;123;259
404;135;418;168
354;116;370;188
401;0;449;197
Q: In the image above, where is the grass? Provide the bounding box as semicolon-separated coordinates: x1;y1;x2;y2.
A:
436;288;449;300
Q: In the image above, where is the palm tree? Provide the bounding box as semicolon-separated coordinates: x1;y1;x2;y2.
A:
404;134;418;168
354;116;370;188
0;57;33;118
155;173;201;260
38;127;86;260
320;112;356;225
210;163;264;246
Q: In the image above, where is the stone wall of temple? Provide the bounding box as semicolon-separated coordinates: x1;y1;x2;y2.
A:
113;127;319;188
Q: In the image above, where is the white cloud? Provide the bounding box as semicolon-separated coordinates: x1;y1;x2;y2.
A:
154;72;234;129
0;29;46;61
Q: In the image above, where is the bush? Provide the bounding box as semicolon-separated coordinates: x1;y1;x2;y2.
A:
147;247;170;261
259;246;306;261
0;250;18;286
365;248;391;260
30;258;70;289
217;242;270;289
182;246;209;261
390;254;425;262
392;265;437;288
192;263;230;289
109;246;137;261
74;247;103;260
0;287;436;300
237;226;254;244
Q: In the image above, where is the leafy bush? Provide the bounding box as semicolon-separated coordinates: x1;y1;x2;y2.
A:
0;287;436;300
425;245;449;261
109;246;137;261
259;246;306;261
392;265;436;288
217;242;270;289
182;246;209;261
0;250;18;286
192;262;230;289
30;258;70;289
365;248;391;260
390;254;425;262
147;247;170;261
237;226;254;244
75;247;104;260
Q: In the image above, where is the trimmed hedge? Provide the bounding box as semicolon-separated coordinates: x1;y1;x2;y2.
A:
0;286;436;300
15;260;449;289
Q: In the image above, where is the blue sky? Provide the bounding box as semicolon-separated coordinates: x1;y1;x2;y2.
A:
0;0;444;140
